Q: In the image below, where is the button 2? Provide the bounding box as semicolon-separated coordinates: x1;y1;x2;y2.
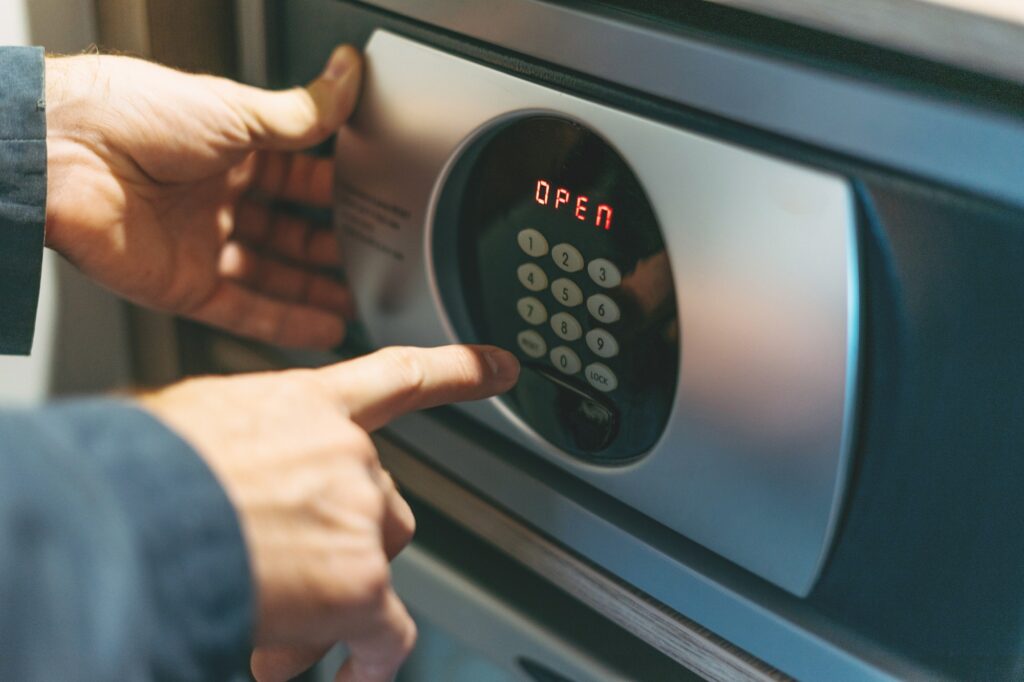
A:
517;330;547;358
551;312;582;341
585;363;618;392
585;328;619;358
587;294;620;323
517;228;549;257
551;278;583;307
552;243;584;272
587;258;621;288
550;346;582;374
517;263;548;292
517;296;548;325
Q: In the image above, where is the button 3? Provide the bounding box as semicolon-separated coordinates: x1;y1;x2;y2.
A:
552;243;585;273
585;363;618;392
517;330;547;358
517;263;548;292
587;258;621;288
517;228;549;257
550;346;582;374
585;328;619;358
517;296;548;325
587;294;620;323
551;278;583;307
551;312;583;341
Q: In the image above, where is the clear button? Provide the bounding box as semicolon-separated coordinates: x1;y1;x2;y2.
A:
550;346;582;374
517;330;547;358
585;363;618;392
550;312;583;341
517;263;548;292
585;328;619;358
517;228;549;257
587;294;620;323
587;258;621;288
517;296;547;325
551;278;584;307
552;243;585;272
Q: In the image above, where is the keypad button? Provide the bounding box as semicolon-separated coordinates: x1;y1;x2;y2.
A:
585;363;619;392
552;243;585;273
550;312;583;341
587;258;622;288
517;228;549;257
550;346;582;375
517;296;547;325
587;294;620;323
585;328;619;358
517;330;547;358
517;263;548;292
551;278;583;307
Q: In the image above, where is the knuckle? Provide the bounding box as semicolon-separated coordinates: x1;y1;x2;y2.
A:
351;555;391;608
381;346;426;396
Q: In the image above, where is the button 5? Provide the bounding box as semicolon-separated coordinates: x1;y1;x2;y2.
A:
517;330;547;358
551;278;583;307
517;296;548;325
587;293;620;323
550;346;582;374
551;312;583;341
517;263;548;292
552;243;584;272
517;228;549;257
587;258;621;288
585;363;618;392
585;328;619;358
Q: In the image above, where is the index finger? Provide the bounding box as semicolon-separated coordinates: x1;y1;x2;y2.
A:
314;345;520;432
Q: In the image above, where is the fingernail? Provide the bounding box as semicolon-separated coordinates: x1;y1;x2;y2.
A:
323;47;353;81
484;349;520;383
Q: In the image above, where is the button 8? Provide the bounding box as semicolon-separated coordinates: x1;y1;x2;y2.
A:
550;312;583;341
552;243;584;272
550;346;582;375
551;278;584;307
517;296;548;325
517;263;548;292
517;228;549;257
587;258;621;288
587;294;620;323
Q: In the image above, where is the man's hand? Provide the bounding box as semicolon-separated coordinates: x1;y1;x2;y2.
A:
44;47;362;348
140;344;521;682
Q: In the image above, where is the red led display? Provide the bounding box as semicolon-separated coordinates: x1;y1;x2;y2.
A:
534;179;613;230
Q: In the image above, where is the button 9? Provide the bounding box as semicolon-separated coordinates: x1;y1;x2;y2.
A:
585;328;619;358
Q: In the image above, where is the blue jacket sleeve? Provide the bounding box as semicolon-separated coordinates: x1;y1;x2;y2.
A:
0;400;254;681
0;46;46;355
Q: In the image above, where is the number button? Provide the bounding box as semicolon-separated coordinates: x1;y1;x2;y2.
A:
517;263;548;292
585;328;619;358
517;228;549;257
587;258;621;288
550;312;582;341
517;296;547;325
550;346;582;375
587;293;620;323
517;330;547;358
551;243;584;273
550;278;583;307
585;363;619;392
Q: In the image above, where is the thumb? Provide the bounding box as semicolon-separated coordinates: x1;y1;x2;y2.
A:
234;45;362;151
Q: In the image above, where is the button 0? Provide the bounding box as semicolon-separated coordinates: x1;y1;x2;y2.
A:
587;258;621;288
517;296;547;325
585;328;619;358
550;346;582;374
587;294;620;323
551;278;583;307
517;228;548;257
517;263;548;292
517;330;547;358
550;312;583;341
585;363;619;392
552;243;585;272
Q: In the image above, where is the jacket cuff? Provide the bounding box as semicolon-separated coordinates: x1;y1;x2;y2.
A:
0;46;46;355
44;399;255;681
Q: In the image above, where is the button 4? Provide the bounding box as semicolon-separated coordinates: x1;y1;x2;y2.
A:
587;258;621;288
551;278;584;307
551;312;583;341
517;228;549;257
517;330;547;358
517;296;548;325
587;293;620;323
550;346;582;374
585;363;618;392
552;243;584;272
585;328;619;358
517;263;548;292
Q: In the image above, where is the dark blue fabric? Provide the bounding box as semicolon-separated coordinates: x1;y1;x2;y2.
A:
0;46;46;355
0;400;254;681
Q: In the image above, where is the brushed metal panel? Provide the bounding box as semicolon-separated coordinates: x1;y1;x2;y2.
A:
336;31;858;596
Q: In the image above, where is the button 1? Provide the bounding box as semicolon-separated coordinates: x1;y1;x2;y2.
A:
552;243;585;273
517;330;547;358
585;328;619;358
587;294;620;323
587;258;621;288
551;278;583;307
517;296;548;325
517;228;549;257
517;263;548;292
550;312;583;341
585;363;618;392
550;346;582;375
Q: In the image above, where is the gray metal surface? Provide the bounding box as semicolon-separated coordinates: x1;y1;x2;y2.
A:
335;31;858;596
358;0;1024;210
